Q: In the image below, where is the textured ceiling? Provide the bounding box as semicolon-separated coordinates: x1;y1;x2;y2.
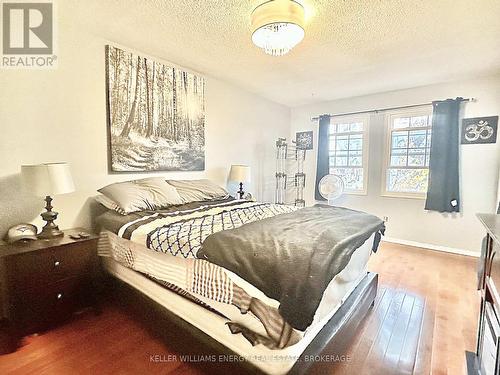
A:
67;0;500;107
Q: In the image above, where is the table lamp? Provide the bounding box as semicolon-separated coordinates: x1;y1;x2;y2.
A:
21;163;75;239
229;165;251;199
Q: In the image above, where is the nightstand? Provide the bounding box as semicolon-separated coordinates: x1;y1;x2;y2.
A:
0;228;100;353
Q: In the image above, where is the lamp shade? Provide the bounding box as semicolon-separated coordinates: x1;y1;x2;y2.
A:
21;163;75;197
229;165;251;183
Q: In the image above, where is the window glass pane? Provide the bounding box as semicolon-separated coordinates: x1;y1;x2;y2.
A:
349;155;362;166
387;169;429;193
392;148;406;155
349;135;363;150
410;116;428;127
390;155;407;167
392;131;408;148
329;137;336;151
336;136;348;151
408;154;425;167
350;122;363;132
331;168;363;191
393;117;410;129
335;151;348;160
327;117;367;192
409;130;427;148
337;123;350;133
385;110;432;194
335;156;348;166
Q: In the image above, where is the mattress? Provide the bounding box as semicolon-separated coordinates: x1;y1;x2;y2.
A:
102;232;374;375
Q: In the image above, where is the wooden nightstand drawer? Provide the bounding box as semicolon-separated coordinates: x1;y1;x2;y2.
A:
12;276;90;333
4;240;97;290
0;229;100;345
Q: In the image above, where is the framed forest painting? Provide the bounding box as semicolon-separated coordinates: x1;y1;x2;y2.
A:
106;45;205;172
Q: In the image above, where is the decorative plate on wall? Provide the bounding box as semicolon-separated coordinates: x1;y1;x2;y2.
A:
461;116;498;145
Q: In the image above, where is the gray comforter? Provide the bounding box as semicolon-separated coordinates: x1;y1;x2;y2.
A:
197;204;385;330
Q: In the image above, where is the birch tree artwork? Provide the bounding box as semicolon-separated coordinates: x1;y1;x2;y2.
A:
106;46;205;171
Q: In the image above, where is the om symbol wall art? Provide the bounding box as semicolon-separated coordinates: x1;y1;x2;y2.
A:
461;116;498;145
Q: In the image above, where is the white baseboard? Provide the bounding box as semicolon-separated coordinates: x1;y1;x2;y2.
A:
381;237;480;258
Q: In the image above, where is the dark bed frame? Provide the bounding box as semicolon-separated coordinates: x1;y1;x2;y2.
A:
105;270;378;375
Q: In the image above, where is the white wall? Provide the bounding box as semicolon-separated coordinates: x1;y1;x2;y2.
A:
1;1;498;256
291;75;500;254
0;18;290;238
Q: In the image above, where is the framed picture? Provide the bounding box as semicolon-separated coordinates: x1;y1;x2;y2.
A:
106;46;205;172
296;131;313;150
461;116;498;145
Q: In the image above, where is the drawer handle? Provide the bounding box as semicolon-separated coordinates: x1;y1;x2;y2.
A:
54;261;61;267
57;293;63;300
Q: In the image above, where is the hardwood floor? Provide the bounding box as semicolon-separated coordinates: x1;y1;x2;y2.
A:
0;242;479;375
334;242;479;375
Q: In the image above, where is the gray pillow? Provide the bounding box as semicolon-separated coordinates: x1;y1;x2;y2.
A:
166;179;229;203
94;194;126;215
98;177;183;214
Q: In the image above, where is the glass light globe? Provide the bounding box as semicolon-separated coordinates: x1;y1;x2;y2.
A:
252;22;305;56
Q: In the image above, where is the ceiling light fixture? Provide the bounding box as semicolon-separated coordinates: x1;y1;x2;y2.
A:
251;0;305;57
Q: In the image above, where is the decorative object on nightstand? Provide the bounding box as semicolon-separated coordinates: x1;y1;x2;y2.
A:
0;228;100;354
229;165;251;199
21;163;75;239
5;223;38;243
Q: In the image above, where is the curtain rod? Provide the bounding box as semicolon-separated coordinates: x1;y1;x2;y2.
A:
310;97;474;121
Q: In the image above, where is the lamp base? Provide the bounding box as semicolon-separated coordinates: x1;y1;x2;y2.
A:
38;196;64;239
38;225;64;239
238;182;245;199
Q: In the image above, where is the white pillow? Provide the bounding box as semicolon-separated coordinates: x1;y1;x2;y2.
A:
166;179;230;203
94;194;126;215
98;177;183;214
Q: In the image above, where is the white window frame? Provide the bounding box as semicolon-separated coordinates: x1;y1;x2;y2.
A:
381;106;433;199
328;114;370;195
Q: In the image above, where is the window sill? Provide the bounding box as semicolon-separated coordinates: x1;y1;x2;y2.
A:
381;192;426;200
315;190;367;203
344;190;368;196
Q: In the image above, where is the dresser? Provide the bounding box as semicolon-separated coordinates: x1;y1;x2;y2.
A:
469;214;500;375
0;228;100;353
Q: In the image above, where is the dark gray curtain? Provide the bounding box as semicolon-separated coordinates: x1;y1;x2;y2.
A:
315;115;331;200
424;98;461;213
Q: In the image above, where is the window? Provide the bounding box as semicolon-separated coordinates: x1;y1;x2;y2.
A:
328;115;369;194
383;108;433;197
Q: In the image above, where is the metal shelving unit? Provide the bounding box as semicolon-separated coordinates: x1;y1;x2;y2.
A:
275;138;306;207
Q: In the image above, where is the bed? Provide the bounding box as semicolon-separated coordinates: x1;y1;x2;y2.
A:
94;185;384;374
